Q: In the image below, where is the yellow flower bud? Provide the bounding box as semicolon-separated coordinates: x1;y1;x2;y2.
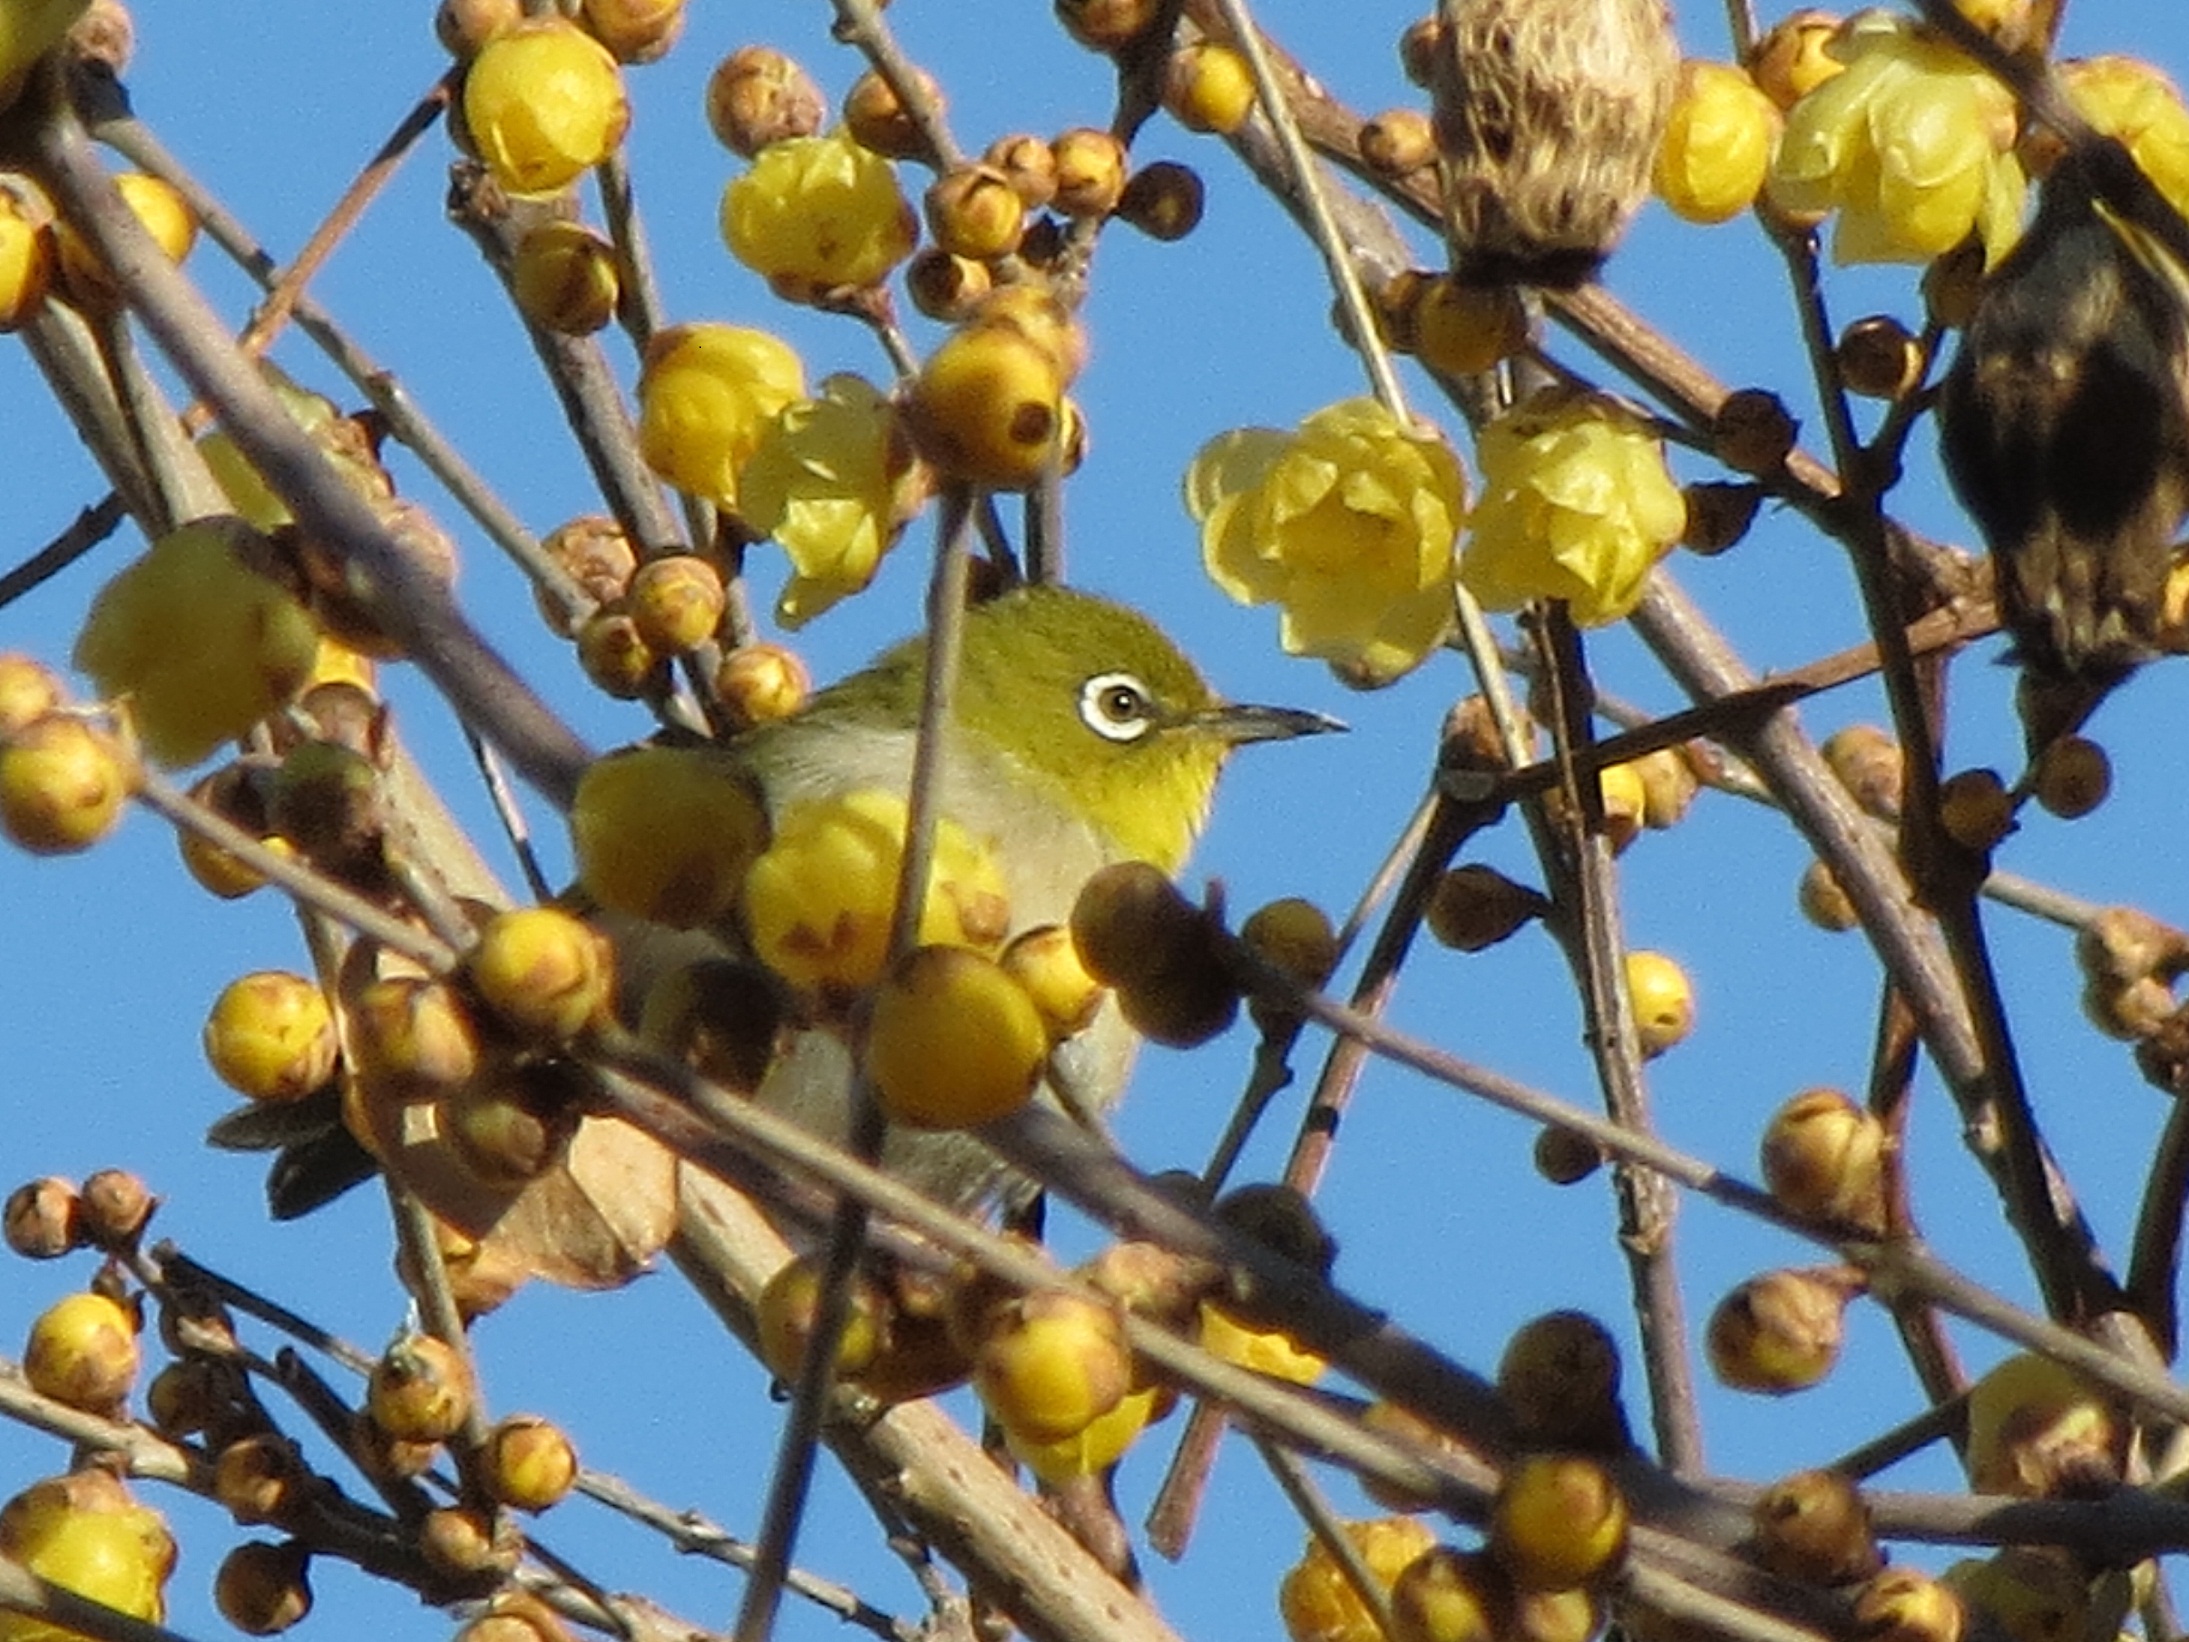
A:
0;716;131;856
1279;1516;1438;1642
462;18;629;196
1654;61;1780;224
864;945;1049;1130
203;971;338;1103
571;743;770;928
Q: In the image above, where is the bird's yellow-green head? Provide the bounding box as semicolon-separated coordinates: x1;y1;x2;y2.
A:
782;584;1338;874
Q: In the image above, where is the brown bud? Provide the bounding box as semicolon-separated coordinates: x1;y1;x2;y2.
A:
1115;160;1206;242
1399;16;1445;88
705;46;824;157
214;1432;310;1526
2032;734;2110;819
214;1540;313;1636
1497;1310;1629;1452
580;0;683;63
1680;481;1762;555
537;514;637;631
843;66;941;161
1050;128;1128;218
418;1505;521;1584
1821;724;1903;818
1426;864;1548;953
983;133;1059;208
4;1177;80;1260
1836;314;1923;401
1750;1469;1883;1586
367;1332;474;1443
1852;1567;1965;1642
76;1169;153;1248
1937;767;2014;853
1533;1125;1604;1186
1798;858;1860;932
925;164;1026;262
1489;1453;1629;1591
482;1414;579;1512
2076;906;2189;989
1712;388;1799;475
903;246;992;323
437;0;521;59
1054;0;1161;52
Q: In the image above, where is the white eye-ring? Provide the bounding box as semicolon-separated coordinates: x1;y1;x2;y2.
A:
1080;672;1155;742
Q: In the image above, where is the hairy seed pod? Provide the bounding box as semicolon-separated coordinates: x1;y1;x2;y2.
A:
1936;141;2189;755
1428;0;1678;287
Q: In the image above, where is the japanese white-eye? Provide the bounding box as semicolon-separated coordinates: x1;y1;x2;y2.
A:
638;582;1340;1208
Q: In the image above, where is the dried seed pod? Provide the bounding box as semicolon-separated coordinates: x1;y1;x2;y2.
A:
1428;0;1678;287
1937;142;2189;755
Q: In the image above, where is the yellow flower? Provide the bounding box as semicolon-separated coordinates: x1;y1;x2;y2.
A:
742;789;1011;1002
721;129;917;298
1187;397;1466;688
740;375;920;627
2061;56;2189;222
1767;13;2025;265
1654;61;1782;225
1460;388;1686;628
636;322;805;511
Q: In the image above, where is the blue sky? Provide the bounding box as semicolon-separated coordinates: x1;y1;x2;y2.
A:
4;4;2189;1641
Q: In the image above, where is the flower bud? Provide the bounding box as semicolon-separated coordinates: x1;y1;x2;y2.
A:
203;971;339;1105
4;1178;81;1260
437;0;520;59
1413;275;1529;377
1001;924;1106;1044
465;906;612;1045
1821;724;1902;818
842;66;939;161
1489;1453;1628;1591
349;975;483;1100
214;1540;312;1636
2032;735;2109;820
510;220;619;336
367;1332;474;1444
462;18;629;195
1426;864;1548;953
579;0;683;65
924;164;1025;261
1750;1468;1882;1586
482;1414;579;1512
0;653;63;736
1798;858;1859;932
1360;108;1437;179
1115;160;1206;242
1050;127;1128;218
1240;896;1339;1029
714;640;810;730
971;1288;1132;1444
1836;315;1923;401
984;133;1058;208
1390;1545;1506;1642
705;46;823;157
865;945;1049;1130
1497;1310;1629;1453
1165;42;1256;135
1853;1567;1964;1642
1711;388;1798;476
573;743;770;929
77;1169;153;1249
755;1253;887;1383
417;1505;519;1584
23;1290;140;1412
1759;1087;1887;1233
1746;10;1842;110
1054;0;1161;53
444;1061;584;1189
1624;950;1694;1056
1653;60;1779;223
1705;1267;1862;1394
1533;1126;1603;1186
213;1433;309;1527
2078;906;2189;989
0;715;131;855
625;553;724;656
1680;481;1761;554
1937;767;2013;853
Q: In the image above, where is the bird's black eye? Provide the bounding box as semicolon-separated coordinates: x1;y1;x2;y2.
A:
1080;672;1154;742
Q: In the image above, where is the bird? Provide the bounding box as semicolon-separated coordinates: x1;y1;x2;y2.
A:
1936;140;2189;756
630;582;1343;1210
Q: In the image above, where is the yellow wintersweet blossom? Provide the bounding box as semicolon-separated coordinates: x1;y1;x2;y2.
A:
1187;397;1467;688
721;129;917;298
742;789;1011;1002
1654;61;1782;225
636;322;805;511
740;375;922;628
2060;56;2189;221
1767;12;2025;266
1460;389;1686;628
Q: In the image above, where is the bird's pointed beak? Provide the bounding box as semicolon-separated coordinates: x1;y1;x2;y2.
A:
1192;701;1348;746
